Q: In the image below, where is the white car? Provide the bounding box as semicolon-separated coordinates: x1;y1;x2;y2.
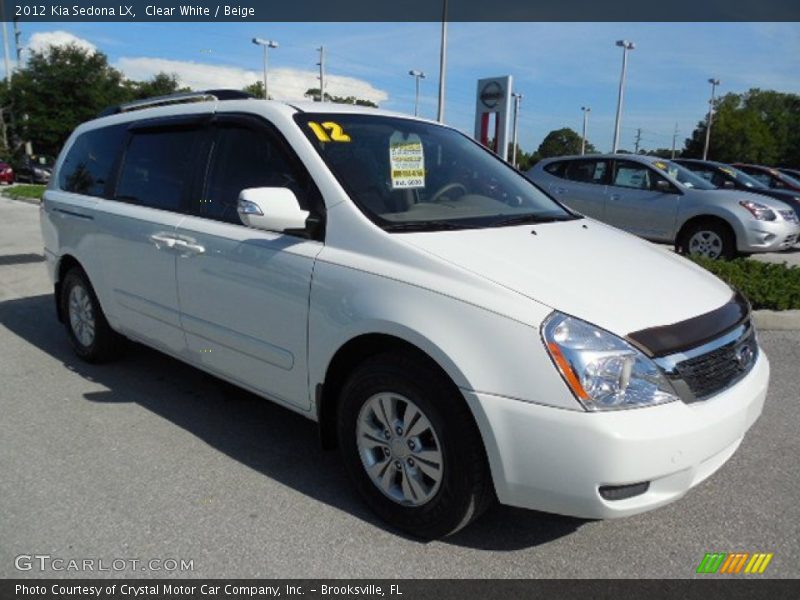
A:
41;91;769;538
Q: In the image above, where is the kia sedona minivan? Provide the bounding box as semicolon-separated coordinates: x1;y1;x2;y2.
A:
41;91;769;538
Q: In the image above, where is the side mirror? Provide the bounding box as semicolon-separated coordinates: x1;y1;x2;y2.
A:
654;179;674;193
722;180;735;189
237;187;310;234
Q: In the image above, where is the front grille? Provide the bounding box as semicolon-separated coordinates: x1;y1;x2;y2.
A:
672;326;758;400
778;209;797;223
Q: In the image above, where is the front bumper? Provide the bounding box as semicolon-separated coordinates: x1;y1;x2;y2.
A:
739;219;800;252
464;350;768;519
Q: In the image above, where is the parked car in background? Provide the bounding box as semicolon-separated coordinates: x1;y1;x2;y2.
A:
733;163;800;193
40;91;771;538
674;158;800;219
0;160;15;184
527;154;800;259
777;167;800;181
14;154;54;184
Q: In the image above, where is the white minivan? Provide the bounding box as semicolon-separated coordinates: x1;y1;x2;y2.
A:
41;91;769;538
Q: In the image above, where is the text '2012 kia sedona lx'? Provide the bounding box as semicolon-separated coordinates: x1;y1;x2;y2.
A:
41;91;769;538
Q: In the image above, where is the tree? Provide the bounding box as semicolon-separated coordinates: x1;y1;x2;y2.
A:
645;148;679;159
683;89;800;166
506;143;537;171
129;72;187;100
536;127;596;158
6;43;131;156
242;81;267;99
304;88;378;107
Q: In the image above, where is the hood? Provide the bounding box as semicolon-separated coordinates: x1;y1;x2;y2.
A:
717;188;799;210
401;218;734;336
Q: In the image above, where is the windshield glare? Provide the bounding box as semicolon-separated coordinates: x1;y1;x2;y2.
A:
651;159;716;190
296;114;575;230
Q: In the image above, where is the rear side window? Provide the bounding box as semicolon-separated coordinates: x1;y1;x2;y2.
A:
115;129;200;211
565;159;608;184
58;125;127;197
543;161;566;177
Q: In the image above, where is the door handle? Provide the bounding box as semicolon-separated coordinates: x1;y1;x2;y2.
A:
552;186;567;194
609;193;622;201
173;239;206;256
149;233;177;250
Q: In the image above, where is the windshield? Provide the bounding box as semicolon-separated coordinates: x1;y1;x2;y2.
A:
295;113;576;231
777;170;800;188
718;164;767;189
650;159;716;190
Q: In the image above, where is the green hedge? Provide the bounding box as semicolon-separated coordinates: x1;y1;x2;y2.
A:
3;184;45;201
691;256;800;311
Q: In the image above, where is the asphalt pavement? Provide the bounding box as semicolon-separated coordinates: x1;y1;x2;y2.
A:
1;197;798;579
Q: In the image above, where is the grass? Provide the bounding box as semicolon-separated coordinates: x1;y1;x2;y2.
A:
3;184;46;201
691;256;800;311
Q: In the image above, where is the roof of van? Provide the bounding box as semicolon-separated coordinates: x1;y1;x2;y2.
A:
95;89;413;124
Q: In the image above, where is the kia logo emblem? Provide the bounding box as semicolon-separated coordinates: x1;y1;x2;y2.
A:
735;344;754;370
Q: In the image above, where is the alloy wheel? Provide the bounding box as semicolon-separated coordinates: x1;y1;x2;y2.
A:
356;392;444;507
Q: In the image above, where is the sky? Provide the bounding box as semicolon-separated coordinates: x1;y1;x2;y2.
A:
5;21;800;154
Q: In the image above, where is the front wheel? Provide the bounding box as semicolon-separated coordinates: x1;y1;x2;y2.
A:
678;221;736;260
337;353;494;539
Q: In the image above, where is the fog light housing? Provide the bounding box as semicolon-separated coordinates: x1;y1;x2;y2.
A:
599;481;650;501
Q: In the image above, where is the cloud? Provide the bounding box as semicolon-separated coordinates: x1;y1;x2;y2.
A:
26;31;97;55
114;56;389;104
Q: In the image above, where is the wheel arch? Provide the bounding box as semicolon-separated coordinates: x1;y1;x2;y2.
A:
54;254;84;323
316;332;470;451
675;214;738;253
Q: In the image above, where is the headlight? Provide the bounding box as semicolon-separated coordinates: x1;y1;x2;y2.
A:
739;200;776;221
542;312;680;411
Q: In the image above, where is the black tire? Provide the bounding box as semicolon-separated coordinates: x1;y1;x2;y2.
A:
60;267;124;362
677;220;737;260
337;352;494;539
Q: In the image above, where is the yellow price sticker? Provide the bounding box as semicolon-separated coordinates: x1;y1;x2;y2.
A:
308;121;351;143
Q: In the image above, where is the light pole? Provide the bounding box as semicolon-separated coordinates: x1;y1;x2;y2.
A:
580;106;591;155
251;37;278;100
611;40;635;154
703;78;720;161
409;70;426;117
437;0;448;122
511;92;523;168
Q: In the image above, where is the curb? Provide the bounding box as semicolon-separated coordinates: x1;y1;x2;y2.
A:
753;309;800;331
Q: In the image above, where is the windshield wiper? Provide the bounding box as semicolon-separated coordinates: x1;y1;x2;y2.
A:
382;221;475;232
489;214;581;227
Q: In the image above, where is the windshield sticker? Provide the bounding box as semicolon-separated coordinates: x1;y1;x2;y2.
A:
307;121;351;143
389;132;425;189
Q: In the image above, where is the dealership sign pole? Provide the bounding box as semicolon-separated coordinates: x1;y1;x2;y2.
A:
474;75;513;161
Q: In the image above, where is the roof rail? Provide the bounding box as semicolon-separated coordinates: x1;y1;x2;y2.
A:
98;89;254;118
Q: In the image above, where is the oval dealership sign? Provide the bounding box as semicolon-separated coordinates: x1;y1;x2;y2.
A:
480;81;504;109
